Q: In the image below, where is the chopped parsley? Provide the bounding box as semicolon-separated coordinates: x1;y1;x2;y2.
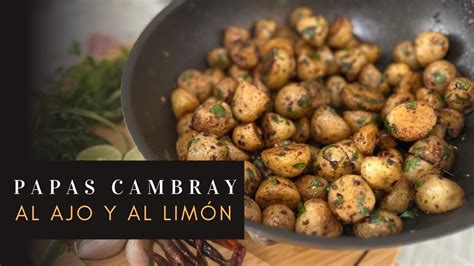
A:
308;50;319;60
406;101;418;110
400;209;418;219
433;71;446;84
456;81;470;90
210;103;227;117
351;152;359;162
293;163;306;169
384;118;398;133
411;146;426;156
442;146;450;160
309;177;322;188
297;202;306;216
369;209;384;224
268;175;278;185
187;138;200;149
414;180;425;189
332;194;344;208
403;157;421;172
271;114;283;123
357;194;370;217
301;26;316;39
180;71;190;81
246;169;256;180
297;95;311;109
356;116;367;124
356;103;365;110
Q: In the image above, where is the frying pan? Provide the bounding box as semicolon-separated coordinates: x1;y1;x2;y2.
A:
122;0;474;248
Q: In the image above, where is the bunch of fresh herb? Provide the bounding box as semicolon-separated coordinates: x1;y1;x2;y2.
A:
32;42;129;160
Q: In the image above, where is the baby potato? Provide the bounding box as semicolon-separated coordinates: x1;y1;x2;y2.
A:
186;133;228;161
337;139;365;173
232;122;264;152
229;41;259;70
223;139;250;161
313;144;353;181
296;15;329;47
255;176;301;209
384;63;411;87
192;100;235;137
228;64;252;82
423;60;459;93
415;174;465;214
274;83;311;119
294;38;312;56
395;72;423;95
444;77;473;113
361;156;402;191
261;143;311;178
328;175;376;223
205;68;225;88
385;101;437;142
342;110;378;133
261;37;294;57
244;195;262;222
262;204;296;231
207;47;231;70
261;48;295;90
377;130;399;151
326;75;347;108
232;81;270;122
381;93;415;118
335;48;368;81
290;6;313;28
318;46;339;75
255;18;278;40
429;123;447;139
353;210;403;238
359;64;390;95
177;69;212;102
171;88;200;119
223;26;250;49
353;124;380;155
176;113;193;135
379;178;414;214
414;31;449;67
392;41;419;70
415;87;446;110
292;116;311;143
213;77;238;103
295;175;329;201
296;48;327;81
245;161;263;196
310;106;351;144
437;108;465;139
295;198;343;237
327;16;353;49
402;155;441;184
357;42;382;64
341;83;385;112
274;26;299;42
409;135;454;171
176;130;198;160
261;112;296;147
378;148;403;167
303;80;332;113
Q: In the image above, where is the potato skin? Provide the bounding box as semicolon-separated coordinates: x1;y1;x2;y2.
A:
328;175;376;223
409;135;454;171
176;130;198;160
295;175;329;201
415;87;446;110
244;161;263;196
313;144;353;182
377;130;398;151
304;80;332;113
192;100;235;137
261;144;311;178
423;60;459;93
327;16;353;49
262;204;296;231
261;48;295;90
229;41;259;70
224;26;250;49
296;48;327;81
262;37;294;57
295;199;343;237
437;108;465;139
361;156;402;191
255;176;301;209
384;63;411;87
379;178;415;214
244;195;262;222
310;106;351;144
342;110;378;133
353;124;379;155
402;155;441;184
337;139;365;174
274;83;311;119
392;41;419;70
335;48;367;81
385;101;437;142
205;68;225;88
213;77;238;103
353;210;403;238
414;31;449;67
176;113;194;135
359;64;390;95
378;148;403;167
381;93;415;118
357;42;382;64
177;69;212;102
186;133;228;161
232;122;264;152
261;112;296;147
296;15;329;47
171;88;200;119
326;75;347;108
444;77;473;113
232;81;270;122
224;139;250;161
208;47;231;70
415;174;465;214
228;65;252;82
341;83;385;112
292;116;311;143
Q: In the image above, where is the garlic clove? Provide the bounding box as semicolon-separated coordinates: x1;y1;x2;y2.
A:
126;239;152;266
77;239;127;260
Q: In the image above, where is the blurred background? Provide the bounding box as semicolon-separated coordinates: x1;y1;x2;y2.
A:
28;0;473;265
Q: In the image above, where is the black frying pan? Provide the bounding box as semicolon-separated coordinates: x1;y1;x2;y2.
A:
122;0;474;248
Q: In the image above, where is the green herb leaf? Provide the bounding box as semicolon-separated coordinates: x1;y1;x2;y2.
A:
268;175;278;185
210;103;227;117
384;118;398;133
403;157;421;172
357;194;370;217
406;101;417;110
293;163;306;169
400;209;418;219
369;209;384;224
456;81;470;90
332;194;344;208
180;71;190;81
246;169;256;180
356;116;367;124
297;202;306;216
69;40;81;56
301;26;316;39
271;114;282;123
309;177;322;188
433;71;446;84
442;146;450;160
297;95;311;109
415;180;425;189
187;138;200;149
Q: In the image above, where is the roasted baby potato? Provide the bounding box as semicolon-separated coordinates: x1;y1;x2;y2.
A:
186;133;228;161
245;161;263;196
385;101;437;142
224;26;250;49
313;144;353;182
437;108;465;139
377;130;398;151
341;83;385;112
359;64;390;95
361;156;402;191
353;124;380;155
232;122;264;152
261;143;311;178
255;18;278;40
377;148;403;167
213;77;238;103
328;175;376;223
228;64;252;82
415;174;464;214
296;15;329;47
342;110;378;133
380;93;415;118
223;139;250;161
384;63;411;87
176;113;194;136
318;46;339;75
290;6;313;28
232;81;270;122
337;139;365;174
379;178;415;214
262;204;296;231
244;195;262;222
392;41;419;70
310;106;351;144
296;48;327;81
208;47;231;70
327;16;353;49
357;42;382;64
255;176;301;209
353;210;403;238
261;48;295;89
177;69;212;102
326;75;347;108
402;155;441;184
335;48;367;81
274;83;311;119
295;198;343;237
395;72;423;95
171;88;200;119
295;175;329;201
409;135;454;171
414;31;449;67
444;77;473;113
423;60;459;93
192;100;235;137
261;37;294;57
415;87;446;110
176;130;198;160
291;116;311;143
229;41;259;69
205;68;225;88
303;80;332;113
261;112;296;147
